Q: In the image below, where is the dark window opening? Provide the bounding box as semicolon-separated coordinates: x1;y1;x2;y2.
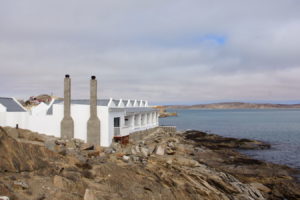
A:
114;117;120;127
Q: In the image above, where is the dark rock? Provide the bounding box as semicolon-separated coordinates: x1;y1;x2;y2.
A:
225;157;264;165
55;139;66;146
75;162;92;170
80;144;94;151
13;180;29;190
81;170;93;179
58;147;67;156
184;130;270;150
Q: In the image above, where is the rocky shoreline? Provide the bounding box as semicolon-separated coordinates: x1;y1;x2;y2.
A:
0;126;299;200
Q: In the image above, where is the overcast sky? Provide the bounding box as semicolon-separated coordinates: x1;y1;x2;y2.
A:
1;0;300;104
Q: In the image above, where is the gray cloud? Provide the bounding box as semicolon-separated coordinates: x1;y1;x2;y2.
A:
0;0;300;104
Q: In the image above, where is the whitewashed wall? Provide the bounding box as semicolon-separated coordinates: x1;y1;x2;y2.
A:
27;104;62;137
98;107;109;146
108;110;125;142
30;102;52;116
0;99;159;147
109;110;160;139
27;104;110;146
5;112;28;129
0;104;7;126
70;104;108;146
0;104;6;112
71;104;89;141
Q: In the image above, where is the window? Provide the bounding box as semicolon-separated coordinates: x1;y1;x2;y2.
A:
114;117;120;127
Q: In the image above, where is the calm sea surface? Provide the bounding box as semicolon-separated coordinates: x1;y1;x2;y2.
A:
159;109;300;169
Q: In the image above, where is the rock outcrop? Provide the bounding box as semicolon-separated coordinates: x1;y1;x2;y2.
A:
0;127;61;173
0;126;299;200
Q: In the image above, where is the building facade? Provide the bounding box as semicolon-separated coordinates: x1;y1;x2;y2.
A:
0;76;159;147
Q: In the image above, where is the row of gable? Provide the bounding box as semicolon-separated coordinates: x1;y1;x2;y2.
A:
108;98;149;108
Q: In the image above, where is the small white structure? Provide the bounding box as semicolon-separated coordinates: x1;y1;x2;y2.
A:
0;77;159;147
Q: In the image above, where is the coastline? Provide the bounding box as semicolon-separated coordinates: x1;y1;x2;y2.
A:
160;108;300;171
1;126;299;199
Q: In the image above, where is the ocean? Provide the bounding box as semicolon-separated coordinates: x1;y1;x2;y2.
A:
159;109;300;169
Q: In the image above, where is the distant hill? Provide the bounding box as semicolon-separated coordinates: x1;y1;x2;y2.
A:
164;102;300;109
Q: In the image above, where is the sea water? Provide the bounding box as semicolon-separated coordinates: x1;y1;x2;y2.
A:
159;109;300;169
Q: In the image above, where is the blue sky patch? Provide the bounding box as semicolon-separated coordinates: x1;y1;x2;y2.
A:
134;33;227;48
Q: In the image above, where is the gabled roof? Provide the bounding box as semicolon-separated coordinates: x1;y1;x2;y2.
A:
123;100;129;105
112;99;120;106
123;100;133;107
53;99;111;106
46;99;62;115
0;97;26;112
47;99;111;115
48;98;148;114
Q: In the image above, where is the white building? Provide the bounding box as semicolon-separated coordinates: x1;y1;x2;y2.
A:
0;77;159;147
0;97;28;129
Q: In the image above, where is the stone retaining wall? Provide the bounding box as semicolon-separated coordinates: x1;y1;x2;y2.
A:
129;126;176;142
160;126;177;133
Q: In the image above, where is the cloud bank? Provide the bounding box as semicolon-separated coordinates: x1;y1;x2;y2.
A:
1;0;300;104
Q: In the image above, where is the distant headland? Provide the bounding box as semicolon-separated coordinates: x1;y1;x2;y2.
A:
161;102;300;110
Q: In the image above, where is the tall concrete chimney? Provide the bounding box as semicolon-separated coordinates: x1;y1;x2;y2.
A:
61;74;74;139
87;75;101;145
